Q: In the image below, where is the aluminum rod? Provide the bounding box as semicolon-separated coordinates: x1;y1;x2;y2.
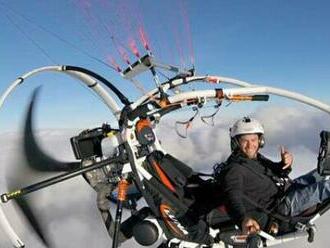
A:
1;157;121;203
167;86;330;114
0;204;25;248
0;66;122;119
132;75;254;108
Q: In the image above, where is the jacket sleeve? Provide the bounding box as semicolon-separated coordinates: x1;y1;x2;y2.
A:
261;156;292;176
222;165;247;224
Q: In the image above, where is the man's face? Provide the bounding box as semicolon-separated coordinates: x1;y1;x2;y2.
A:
238;133;260;159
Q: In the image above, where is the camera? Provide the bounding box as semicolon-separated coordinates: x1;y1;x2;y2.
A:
70;124;112;160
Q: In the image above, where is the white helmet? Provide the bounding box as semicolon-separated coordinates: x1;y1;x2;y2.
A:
230;117;264;138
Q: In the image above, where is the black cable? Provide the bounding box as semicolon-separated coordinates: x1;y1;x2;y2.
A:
0;2;118;72
65;65;131;105
4;13;58;65
156;69;171;80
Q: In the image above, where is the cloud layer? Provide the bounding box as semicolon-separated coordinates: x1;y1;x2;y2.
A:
1;105;330;247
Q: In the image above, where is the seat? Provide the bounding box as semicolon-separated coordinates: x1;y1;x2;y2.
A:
206;205;234;228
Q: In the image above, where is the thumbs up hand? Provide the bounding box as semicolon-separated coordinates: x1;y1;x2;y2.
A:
280;146;293;170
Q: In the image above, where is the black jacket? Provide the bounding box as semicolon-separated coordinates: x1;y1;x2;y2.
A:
221;151;291;226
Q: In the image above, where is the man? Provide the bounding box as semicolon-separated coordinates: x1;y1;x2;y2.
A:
221;117;330;235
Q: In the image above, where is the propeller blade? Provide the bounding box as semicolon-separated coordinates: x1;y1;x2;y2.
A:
24;87;80;172
14;196;50;247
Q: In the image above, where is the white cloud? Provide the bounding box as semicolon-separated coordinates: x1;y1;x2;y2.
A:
1;105;330;247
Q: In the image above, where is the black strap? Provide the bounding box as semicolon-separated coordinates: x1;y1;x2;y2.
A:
241;194;290;224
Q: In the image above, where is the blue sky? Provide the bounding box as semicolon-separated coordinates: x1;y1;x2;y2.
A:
2;2;330;247
1;0;330;131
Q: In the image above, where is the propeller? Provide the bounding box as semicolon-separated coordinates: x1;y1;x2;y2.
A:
14;196;51;247
24;87;80;172
3;87;82;247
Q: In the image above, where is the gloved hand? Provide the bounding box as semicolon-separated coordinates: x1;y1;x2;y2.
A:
242;217;260;235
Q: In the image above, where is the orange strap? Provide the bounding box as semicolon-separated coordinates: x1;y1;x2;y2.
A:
151;160;176;193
